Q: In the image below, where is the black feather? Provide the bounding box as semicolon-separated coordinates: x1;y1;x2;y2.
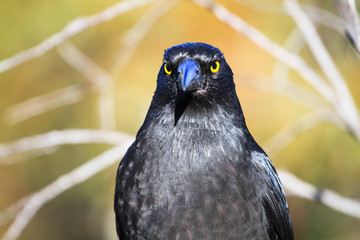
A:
114;42;294;239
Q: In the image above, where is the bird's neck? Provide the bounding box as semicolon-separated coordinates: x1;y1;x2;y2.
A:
136;98;249;173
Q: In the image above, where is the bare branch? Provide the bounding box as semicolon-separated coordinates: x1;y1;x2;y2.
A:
0;147;59;166
240;72;348;158
194;0;360;141
192;0;336;104
58;42;117;130
97;88;117;131
109;0;179;75
3;84;93;125
2;0;174;127
58;42;112;89
0;197;29;226
335;0;360;53
1;141;134;240
54;0;178;130
238;73;345;156
0;129;131;161
237;72;331;115
272;5;347;87
236;1;345;34
303;5;345;33
0;0;155;74
279;170;360;220
285;0;360;140
234;0;283;14
271;27;306;87
264;110;329;157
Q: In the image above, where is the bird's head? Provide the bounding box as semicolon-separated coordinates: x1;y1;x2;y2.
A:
150;42;240;125
155;43;234;101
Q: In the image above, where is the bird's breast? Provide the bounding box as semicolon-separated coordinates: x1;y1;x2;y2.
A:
141;119;244;173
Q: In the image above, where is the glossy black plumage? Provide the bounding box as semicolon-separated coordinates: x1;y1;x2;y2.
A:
114;42;294;239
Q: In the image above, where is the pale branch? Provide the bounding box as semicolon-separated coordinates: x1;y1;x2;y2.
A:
0;147;60;166
58;42;117;130
284;0;360;141
303;5;345;33
271;6;346;89
3;84;92;125
271;27;306;87
194;0;360;141
97;89;117;131
109;0;179;75
271;6;346;95
279;170;360;220
237;72;333;116
271;7;346;117
238;73;345;156
0;129;131;161
236;1;345;34
264;110;329;157
334;0;360;53
0;0;155;74
57;42;112;90
1;141;134;240
234;0;283;14
0;197;29;226
192;0;336;105
2;0;173;128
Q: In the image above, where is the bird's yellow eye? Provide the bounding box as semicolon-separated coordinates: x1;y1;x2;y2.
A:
164;64;172;75
210;61;220;73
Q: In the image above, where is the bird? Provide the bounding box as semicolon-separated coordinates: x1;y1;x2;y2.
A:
114;42;294;240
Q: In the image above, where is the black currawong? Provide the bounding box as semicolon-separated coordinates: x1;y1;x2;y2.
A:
114;42;294;240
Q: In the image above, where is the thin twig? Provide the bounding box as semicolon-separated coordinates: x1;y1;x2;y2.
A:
0;0;155;74
109;0;179;75
279;170;360;219
58;42;117;130
58;42;111;90
303;5;345;33
264;110;327;157
1;141;134;240
235;1;345;34
271;27;306;87
0;147;59;165
0;197;30;226
3;84;93;125
271;6;346;87
238;73;344;156
192;0;336;104
285;0;360;140
0;129;131;160
237;73;325;113
3;0;177;128
334;0;360;53
234;0;283;14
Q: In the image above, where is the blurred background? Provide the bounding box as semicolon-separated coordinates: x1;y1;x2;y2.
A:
0;0;360;239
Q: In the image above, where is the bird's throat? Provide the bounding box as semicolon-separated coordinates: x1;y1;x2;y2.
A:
174;92;192;126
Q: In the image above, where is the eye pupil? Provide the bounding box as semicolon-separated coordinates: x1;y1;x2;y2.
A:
210;61;220;73
164;64;172;75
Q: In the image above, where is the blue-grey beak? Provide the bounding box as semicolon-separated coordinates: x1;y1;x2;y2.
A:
177;59;204;92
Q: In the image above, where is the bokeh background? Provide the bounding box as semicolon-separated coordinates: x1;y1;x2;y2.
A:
0;0;360;239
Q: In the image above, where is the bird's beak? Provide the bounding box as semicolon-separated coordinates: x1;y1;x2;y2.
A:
177;59;204;92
